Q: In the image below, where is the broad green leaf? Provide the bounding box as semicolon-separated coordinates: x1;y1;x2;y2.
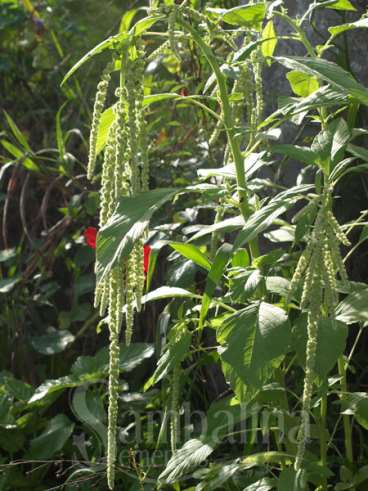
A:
277;468;306;491
159;397;249;483
196;462;246;491
272;144;318;165
159;438;215;483
29;343;153;403
261;86;348;128
276;56;368;106
0;372;33;401
329;17;368;37
244;478;275;491
199;243;232;328
30;329;75;355
326;0;356;11
311;127;333;173
141;286;200;305
61;33;129;86
286;71;319;97
331;118;350;162
71;388;107;447
3;111;31;152
261;20;277;60
222;4;266;31
234;185;313;249
231;248;249;267
72;343;154;375
336;286;368;324
293;317;348;377
27;414;74;459
170;242;211;271
265;276;291;297
96;188;179;281
218;302;290;389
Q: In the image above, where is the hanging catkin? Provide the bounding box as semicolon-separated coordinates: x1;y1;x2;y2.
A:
290;188;350;471
87;45;149;489
87;62;113;180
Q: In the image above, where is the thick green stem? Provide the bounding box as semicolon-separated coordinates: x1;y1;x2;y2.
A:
178;17;259;258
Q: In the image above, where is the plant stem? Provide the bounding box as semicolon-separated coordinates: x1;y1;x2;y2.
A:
178;17;259;258
338;356;355;473
320;389;328;490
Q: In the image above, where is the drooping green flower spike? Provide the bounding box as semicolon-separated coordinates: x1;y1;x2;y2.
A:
291;188;350;471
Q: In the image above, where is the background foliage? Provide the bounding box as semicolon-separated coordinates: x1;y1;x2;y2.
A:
1;0;368;490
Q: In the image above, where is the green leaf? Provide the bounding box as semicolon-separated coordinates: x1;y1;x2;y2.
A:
329;17;368;37
30;329;75;355
331;118;350;163
218;302;290;389
129;14;165;36
159;438;215;484
0;277;20;293
277;468;306;491
3;111;31;152
159;397;249;483
340;392;368;430
96;106;115;156
61;33;129;86
55;102;67;159
293;317;348;377
141;286;200;305
119;8;139;33
96;188;178;281
222;4;266;31
336;286;368;324
199;243;232;328
0;249;16;262
1;140;39;171
272;144;318;165
276;56;368;106
261;20;277;60
146;323;191;388
347;143;368;162
170;242;211;271
326;0;356;11
244;478;275;491
71;387;107;447
286;71;319;97
190;216;244;242
29;343;153;403
27;414;74;459
234;185;313;249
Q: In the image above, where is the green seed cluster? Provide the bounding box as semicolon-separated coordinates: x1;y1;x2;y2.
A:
88;46;149;490
87;63;113;180
292;189;350;471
